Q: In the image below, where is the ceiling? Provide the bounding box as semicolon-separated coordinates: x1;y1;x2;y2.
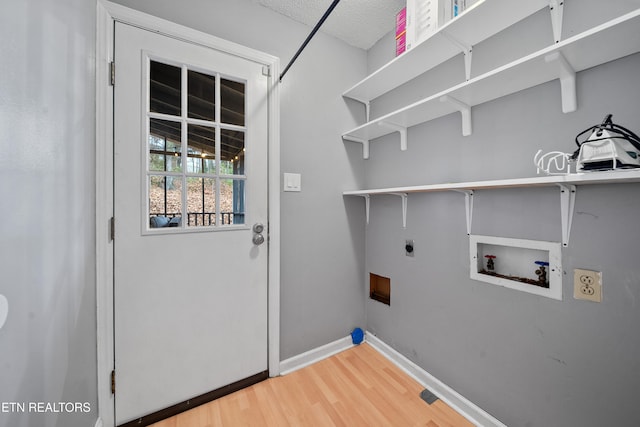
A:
257;0;405;50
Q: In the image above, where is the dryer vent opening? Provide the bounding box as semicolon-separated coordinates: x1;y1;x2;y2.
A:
369;273;390;305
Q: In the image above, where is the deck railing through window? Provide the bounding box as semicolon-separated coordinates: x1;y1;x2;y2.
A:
150;212;242;227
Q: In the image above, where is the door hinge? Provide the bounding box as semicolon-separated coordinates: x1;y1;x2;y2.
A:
110;61;115;86
111;370;116;394
262;65;271;77
110;217;115;241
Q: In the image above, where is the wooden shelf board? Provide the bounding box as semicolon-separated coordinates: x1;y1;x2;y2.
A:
342;0;550;103
343;170;640;197
441;0;547;48
343;8;640;143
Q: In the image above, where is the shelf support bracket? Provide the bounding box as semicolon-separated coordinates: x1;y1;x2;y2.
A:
343;135;370;159
453;190;474;235
441;31;473;81
549;0;565;43
378;121;408;151
440;95;472;136
545;51;576;113
355;194;371;224
391;193;408;228
557;184;576;247
365;101;371;122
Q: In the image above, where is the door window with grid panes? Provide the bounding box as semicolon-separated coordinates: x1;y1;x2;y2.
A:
146;59;247;230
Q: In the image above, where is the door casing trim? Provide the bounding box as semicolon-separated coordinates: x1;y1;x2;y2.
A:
95;2;281;426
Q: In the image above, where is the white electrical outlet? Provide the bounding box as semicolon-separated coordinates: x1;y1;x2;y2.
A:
573;269;602;302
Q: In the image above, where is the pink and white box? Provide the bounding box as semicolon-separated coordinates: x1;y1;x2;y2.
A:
395;7;407;56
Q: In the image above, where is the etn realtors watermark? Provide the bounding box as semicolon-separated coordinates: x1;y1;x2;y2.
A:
1;401;91;413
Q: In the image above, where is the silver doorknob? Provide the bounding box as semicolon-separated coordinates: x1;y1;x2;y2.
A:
252;223;265;245
252;233;265;245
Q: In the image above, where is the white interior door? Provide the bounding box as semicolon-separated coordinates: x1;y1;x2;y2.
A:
113;22;269;425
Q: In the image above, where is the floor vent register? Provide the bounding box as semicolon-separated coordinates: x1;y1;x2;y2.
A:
420;388;439;405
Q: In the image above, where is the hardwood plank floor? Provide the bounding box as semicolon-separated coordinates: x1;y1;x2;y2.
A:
150;343;474;426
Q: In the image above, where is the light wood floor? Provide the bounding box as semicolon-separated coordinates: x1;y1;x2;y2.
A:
151;343;474;426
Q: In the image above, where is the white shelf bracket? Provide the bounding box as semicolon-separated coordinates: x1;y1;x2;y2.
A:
549;0;565;43
378;121;408;151
557;183;576;247
545;51;576;113
441;31;473;80
453;190;474;235
343;135;370;159
440;95;472;136
365;101;371;122
356;194;371;224
390;193;408;228
463;48;473;82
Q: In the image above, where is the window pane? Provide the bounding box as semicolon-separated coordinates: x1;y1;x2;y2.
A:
149;175;182;228
220;129;245;175
220;178;245;225
150;61;181;116
149;135;165;172
187;177;216;227
188;69;216;121
149;119;182;172
221;78;245;126
187;124;216;174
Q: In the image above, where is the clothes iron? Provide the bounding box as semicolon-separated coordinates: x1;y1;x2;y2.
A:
572;114;640;171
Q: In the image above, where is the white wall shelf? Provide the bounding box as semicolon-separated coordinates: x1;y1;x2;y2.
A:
342;0;551;104
344;169;640;246
343;8;640;159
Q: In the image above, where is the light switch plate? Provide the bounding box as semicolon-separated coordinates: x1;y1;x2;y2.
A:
283;173;301;192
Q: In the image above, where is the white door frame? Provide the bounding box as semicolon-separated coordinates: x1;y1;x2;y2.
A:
95;2;280;426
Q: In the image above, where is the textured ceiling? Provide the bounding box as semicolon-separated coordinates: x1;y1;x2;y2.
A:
257;0;405;50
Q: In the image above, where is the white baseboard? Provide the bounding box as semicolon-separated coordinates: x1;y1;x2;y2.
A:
95;417;103;427
365;332;507;427
279;335;355;376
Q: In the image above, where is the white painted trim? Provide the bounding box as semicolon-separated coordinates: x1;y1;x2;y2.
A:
267;56;281;376
95;1;280;425
267;68;280;377
365;332;507;427
279;335;355;376
102;1;277;66
95;2;115;427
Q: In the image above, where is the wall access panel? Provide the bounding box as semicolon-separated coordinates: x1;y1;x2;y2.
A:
470;235;562;300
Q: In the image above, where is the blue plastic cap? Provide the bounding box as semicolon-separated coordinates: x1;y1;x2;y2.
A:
351;327;364;345
534;261;550;266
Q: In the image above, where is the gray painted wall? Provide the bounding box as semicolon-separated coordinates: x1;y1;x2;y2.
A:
5;0;637;426
362;2;640;426
0;0;366;424
0;1;98;427
109;0;367;360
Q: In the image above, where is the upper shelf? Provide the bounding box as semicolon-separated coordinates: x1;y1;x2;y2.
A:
342;8;640;146
343;169;640;197
342;0;550;104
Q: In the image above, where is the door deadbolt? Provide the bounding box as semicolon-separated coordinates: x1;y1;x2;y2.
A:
253;223;264;234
